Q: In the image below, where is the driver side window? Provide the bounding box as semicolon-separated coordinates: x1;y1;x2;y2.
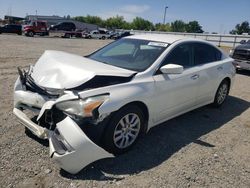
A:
161;43;192;68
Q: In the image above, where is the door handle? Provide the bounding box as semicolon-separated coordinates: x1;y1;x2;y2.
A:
191;74;200;80
191;74;199;80
217;66;223;71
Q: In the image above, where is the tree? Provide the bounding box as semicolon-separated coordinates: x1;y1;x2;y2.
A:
171;20;186;32
155;23;171;32
230;21;250;35
185;21;203;33
66;15;71;19
73;15;104;27
74;16;87;23
131;17;154;31
105;15;126;29
123;22;132;30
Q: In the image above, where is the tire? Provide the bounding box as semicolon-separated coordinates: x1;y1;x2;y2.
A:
212;79;230;107
101;36;106;40
18;32;22;35
64;33;70;38
102;105;145;154
28;31;34;37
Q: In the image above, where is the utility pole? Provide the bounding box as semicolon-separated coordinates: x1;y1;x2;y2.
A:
163;6;168;25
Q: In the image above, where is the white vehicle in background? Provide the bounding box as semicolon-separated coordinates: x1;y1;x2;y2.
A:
87;29;110;39
13;34;235;174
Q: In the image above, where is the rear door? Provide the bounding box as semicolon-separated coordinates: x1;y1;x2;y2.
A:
192;42;224;104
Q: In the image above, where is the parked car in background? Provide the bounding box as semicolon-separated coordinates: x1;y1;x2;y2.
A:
13;34;235;174
49;22;83;38
87;29;110;39
24;21;49;37
49;22;76;31
0;24;22;35
230;40;250;70
113;31;131;40
107;31;116;39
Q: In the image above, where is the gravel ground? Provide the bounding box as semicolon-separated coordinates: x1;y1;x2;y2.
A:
0;34;249;188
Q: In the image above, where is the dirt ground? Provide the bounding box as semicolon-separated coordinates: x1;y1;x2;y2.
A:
0;34;249;188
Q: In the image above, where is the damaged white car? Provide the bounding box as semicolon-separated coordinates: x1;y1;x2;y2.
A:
13;34;235;174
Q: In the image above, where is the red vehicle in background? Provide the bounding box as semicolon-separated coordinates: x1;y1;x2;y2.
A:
24;21;49;37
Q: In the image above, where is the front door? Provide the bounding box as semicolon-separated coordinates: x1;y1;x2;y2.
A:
152;43;200;123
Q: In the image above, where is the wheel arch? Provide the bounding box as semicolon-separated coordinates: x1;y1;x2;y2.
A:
221;77;231;93
102;100;149;134
121;101;149;128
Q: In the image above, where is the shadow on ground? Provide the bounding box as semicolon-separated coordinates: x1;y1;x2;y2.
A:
236;69;250;76
57;96;249;180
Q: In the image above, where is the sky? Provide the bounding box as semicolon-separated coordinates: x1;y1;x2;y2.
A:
0;0;249;33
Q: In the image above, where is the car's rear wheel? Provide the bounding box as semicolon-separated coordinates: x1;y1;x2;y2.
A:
102;105;145;154
213;80;230;107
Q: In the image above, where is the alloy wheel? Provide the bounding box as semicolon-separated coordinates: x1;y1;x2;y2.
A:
217;83;228;104
113;113;141;149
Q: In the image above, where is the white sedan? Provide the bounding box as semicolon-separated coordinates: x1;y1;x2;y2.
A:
13;34;235;174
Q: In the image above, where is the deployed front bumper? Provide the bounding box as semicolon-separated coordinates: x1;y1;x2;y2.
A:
13;77;113;174
49;117;113;174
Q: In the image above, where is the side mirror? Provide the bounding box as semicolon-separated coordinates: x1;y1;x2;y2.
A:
240;40;246;44
160;64;184;74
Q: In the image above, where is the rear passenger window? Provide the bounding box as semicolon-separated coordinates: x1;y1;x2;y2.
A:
162;43;192;68
194;43;222;65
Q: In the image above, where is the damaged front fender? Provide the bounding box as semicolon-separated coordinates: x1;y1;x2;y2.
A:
49;116;113;174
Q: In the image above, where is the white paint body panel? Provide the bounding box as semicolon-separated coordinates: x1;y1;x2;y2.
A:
32;50;135;89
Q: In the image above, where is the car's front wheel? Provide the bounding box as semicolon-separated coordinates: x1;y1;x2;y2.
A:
28;31;34;37
102;105;145;154
213;79;230;107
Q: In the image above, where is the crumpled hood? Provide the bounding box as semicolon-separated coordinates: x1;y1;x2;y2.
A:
31;50;136;89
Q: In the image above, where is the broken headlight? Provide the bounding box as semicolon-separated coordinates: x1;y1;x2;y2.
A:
55;94;109;118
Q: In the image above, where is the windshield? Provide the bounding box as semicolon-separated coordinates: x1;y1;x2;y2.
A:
89;38;168;72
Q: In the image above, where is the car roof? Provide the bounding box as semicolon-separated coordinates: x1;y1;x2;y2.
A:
126;34;190;44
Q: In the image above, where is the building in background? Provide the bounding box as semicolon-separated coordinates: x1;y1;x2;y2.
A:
25;15;98;31
1;15;24;25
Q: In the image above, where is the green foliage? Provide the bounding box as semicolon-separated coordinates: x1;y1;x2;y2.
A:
73;15;203;33
185;21;204;33
131;17;155;31
74;15;104;27
105;16;126;29
230;21;250;35
155;23;171;32
171;20;186;32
